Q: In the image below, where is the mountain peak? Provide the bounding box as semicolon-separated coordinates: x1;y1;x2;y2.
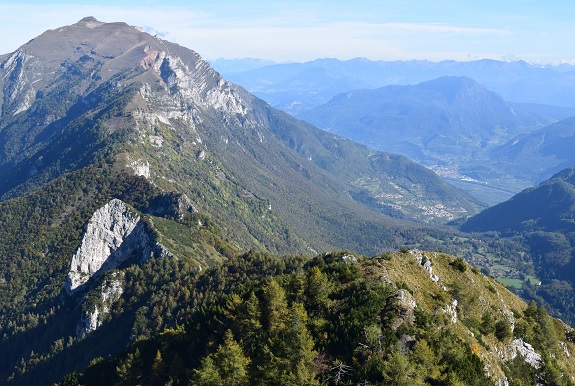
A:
76;16;104;26
419;75;489;102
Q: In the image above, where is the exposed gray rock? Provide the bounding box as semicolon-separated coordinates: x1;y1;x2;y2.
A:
511;338;543;369
128;159;151;178
496;338;543;371
1;49;38;115
441;299;458;324
339;254;357;264
560;341;570;358
380;275;391;285
398;334;416;355
76;304;102;339
495;379;510;386
65;199;167;294
504;309;515;333
76;272;124;338
391;289;417;330
410;249;440;282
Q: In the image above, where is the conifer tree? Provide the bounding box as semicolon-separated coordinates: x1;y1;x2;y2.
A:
115;348;141;384
382;352;425;386
213;330;250;386
236;291;262;348
282;303;319;386
151;349;166;385
261;279;289;335
305;266;330;312
193;356;222;386
193;330;250;386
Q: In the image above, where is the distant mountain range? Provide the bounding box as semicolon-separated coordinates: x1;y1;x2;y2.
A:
208;57;276;74
491;116;575;183
462;167;575;234
215;59;575;204
296;76;575;204
214;57;575;114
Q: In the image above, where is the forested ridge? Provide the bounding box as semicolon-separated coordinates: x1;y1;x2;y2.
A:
56;251;575;386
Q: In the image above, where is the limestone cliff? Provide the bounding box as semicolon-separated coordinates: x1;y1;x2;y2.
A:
65;199;171;295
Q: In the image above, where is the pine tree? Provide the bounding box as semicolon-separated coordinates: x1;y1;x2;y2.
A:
214;330;250;386
194;330;250;386
524;300;538;319
410;339;441;380
382;352;424;386
236;291;262;347
495;320;512;342
480;312;495;335
283;303;319;386
305;266;331;312
261;279;289;335
193;356;222;386
151;349;166;385
116;348;141;384
537;306;559;356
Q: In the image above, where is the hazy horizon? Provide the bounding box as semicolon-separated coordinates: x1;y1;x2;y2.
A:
1;0;573;64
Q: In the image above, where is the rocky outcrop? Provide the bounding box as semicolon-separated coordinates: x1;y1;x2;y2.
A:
391;289;417;330
65;199;170;294
0;48;38;116
76;272;124;338
411;249;440;283
128;159;151;178
511;339;542;369
442;299;458;324
493;337;543;372
339;254;357;264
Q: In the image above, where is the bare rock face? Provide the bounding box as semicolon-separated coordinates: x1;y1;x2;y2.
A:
512;339;543;369
410;249;440;282
76;272;124;338
391;289;417;330
442;299;458;324
493;338;543;369
65;199;161;294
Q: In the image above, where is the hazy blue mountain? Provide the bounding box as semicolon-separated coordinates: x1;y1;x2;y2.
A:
297;76;575;204
491;116;575;183
208;57;277;74
218;57;575;114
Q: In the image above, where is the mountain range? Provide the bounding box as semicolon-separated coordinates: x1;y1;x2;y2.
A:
215;57;575;114
296;76;575;204
2;17;575;385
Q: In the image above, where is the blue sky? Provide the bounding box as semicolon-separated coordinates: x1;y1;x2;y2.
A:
0;0;573;63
